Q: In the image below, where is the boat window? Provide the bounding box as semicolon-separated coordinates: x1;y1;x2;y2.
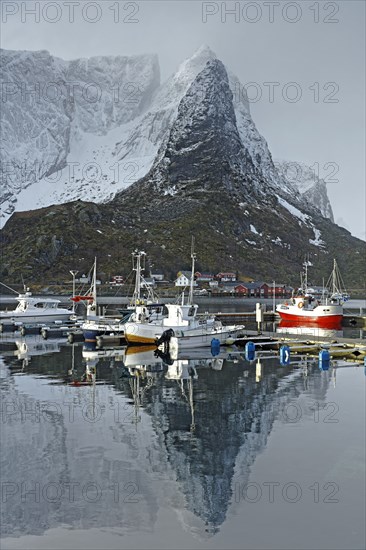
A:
188;307;195;317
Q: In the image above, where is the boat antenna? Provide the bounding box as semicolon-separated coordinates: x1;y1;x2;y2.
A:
21;274;26;292
0;281;19;295
188;237;196;306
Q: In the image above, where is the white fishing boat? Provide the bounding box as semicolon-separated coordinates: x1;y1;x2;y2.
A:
124;242;244;348
0;286;71;324
276;259;346;328
81;253;164;342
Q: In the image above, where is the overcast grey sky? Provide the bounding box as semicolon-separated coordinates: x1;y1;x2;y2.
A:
1;0;365;239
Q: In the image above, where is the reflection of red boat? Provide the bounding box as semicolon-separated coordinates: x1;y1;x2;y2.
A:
279;318;342;331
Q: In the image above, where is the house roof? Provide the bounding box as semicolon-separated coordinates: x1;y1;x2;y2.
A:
266;282;292;289
242;281;266;289
178;271;192;278
221;281;239;287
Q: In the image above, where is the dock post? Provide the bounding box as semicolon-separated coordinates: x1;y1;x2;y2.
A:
256;303;263;334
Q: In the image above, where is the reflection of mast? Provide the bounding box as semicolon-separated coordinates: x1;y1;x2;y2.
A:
332;365;337;388
302;358;309;391
166;360;198;432
86;362;97;416
68;342;76;377
129;375;141;427
188;377;195;432
255;358;262;382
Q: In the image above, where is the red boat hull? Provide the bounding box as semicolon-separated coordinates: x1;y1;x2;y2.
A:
278;312;343;329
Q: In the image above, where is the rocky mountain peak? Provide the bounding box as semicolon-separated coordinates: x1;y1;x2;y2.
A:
135;58;259;203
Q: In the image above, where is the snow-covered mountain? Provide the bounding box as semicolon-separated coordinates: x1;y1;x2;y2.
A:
0;48;160;219
0;46;333;224
275;160;334;221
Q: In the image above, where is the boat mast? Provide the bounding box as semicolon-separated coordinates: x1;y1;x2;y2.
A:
132;251;145;306
188;237;196;306
332;258;337;295
303;259;308;294
93;257;97;305
87;257;97;316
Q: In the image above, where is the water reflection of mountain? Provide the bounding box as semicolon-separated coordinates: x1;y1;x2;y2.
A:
0;345;330;538
139;359;329;533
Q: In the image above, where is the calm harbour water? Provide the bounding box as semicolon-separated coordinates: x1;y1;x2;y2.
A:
0;336;365;549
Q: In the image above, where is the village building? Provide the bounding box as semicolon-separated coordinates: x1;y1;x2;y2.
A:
175;271;197;287
195;272;215;283
216;272;237;282
110;275;124;285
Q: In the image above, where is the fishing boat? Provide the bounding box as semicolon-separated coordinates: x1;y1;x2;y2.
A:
124;242;244;348
276;259;347;328
0;286;72;324
81;253;164;342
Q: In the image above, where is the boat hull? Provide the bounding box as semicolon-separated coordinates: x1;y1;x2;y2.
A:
276;310;342;328
172;328;243;348
124;322;243;347
0;312;71;323
83;324;125;343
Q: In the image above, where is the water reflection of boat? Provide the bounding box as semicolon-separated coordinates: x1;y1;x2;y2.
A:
81;344;230;377
277;319;343;338
2;336;64;369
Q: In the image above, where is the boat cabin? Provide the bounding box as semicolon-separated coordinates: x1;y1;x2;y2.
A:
162;304;199;327
15;293;62;312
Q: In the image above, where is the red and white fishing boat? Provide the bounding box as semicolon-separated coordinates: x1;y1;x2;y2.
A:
276;260;348;328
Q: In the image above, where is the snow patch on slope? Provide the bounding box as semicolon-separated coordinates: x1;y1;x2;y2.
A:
309;228;325;247
275;160;334;221
278;197;309;224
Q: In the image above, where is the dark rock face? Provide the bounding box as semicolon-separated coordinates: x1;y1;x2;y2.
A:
161;61;254;190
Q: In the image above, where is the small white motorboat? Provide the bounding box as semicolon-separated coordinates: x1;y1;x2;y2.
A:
0;288;72;323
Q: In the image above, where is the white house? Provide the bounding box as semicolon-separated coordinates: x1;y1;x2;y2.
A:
175;271;197;287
